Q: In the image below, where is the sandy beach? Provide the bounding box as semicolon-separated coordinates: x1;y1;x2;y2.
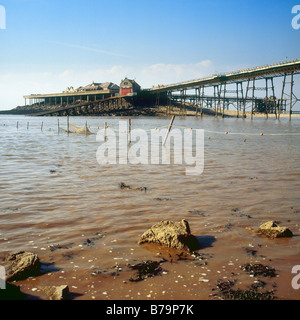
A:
1;115;300;300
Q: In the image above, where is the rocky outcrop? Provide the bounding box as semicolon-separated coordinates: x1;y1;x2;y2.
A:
5;251;40;281
256;221;293;239
138;219;200;251
2;251;70;300
39;285;69;300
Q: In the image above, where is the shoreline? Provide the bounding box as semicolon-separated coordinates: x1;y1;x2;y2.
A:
1;105;300;119
1;220;298;301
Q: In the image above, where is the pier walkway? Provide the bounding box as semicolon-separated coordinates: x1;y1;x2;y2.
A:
147;59;300;119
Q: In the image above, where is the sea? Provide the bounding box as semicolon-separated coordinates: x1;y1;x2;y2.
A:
0;114;300;300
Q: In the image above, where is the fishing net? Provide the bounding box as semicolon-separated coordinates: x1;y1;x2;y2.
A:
59;123;93;135
70;124;93;135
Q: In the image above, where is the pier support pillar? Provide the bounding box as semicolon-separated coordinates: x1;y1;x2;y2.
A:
251;78;256;119
289;72;294;121
279;73;287;120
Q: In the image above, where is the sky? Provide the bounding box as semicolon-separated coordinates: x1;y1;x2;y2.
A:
0;0;299;110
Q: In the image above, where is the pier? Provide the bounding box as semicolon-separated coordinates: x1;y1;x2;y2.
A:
148;59;300;120
28;96;134;117
24;59;300;119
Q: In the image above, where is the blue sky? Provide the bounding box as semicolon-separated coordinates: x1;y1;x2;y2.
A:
0;0;299;109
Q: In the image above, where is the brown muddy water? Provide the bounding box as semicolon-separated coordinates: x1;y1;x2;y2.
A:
0;114;300;300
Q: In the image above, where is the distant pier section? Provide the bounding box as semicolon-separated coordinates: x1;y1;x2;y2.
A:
23;81;121;106
22;78;148;116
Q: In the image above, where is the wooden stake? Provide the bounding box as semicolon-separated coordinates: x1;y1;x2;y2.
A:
104;122;108;141
57;119;60;133
67;116;69;135
128;118;131;143
41;122;43;131
16;121;19;129
163;115;175;146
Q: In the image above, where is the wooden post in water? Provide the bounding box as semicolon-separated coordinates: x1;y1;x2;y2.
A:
104;122;107;142
16;121;19;129
27;122;29;130
57;119;60;133
128;118;131;143
163;115;175;146
85;121;88;136
41;122;43;131
67;116;69;136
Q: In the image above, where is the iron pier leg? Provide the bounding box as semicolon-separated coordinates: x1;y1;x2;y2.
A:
217;84;222;118
183;89;186;116
289;72;294;121
200;86;204;117
270;77;277;119
222;82;227;118
251;78;256;120
195;88;199;116
265;78;269;119
243;79;250;118
236;82;240;118
279;73;287;120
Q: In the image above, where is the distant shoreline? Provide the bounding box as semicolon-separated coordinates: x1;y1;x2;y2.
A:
0;105;300;118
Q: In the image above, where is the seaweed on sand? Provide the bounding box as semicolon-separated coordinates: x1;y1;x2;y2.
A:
128;260;166;282
241;263;277;277
213;279;277;300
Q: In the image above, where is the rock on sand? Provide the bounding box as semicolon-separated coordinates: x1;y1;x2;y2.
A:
138;219;200;251
39;285;69;300
5;251;40;282
256;221;293;239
